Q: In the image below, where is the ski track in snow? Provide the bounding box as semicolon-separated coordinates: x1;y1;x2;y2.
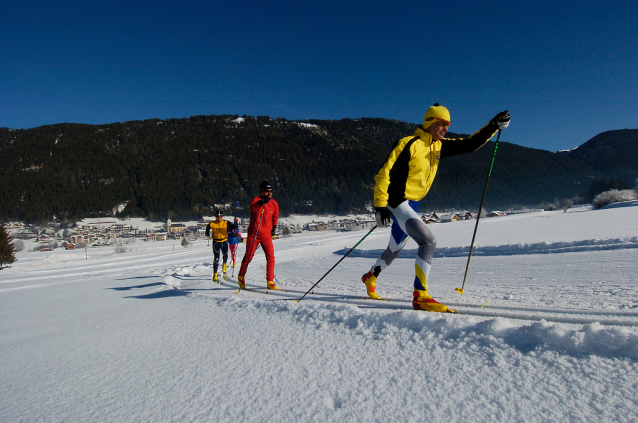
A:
342;237;638;258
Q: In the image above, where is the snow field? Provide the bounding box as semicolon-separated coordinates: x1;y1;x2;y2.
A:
1;205;637;422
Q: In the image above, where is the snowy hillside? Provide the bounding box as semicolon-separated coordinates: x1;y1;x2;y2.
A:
1;204;637;422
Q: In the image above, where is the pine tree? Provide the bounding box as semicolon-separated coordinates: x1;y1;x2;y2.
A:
0;225;17;269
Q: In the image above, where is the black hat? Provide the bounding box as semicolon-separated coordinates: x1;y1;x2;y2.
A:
259;181;272;192
215;209;223;217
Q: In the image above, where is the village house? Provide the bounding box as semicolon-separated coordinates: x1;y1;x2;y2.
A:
305;222;326;231
70;234;91;244
147;232;168;242
168;223;187;234
421;212;440;224
440;212;460;223
110;224;129;233
486;211;507;218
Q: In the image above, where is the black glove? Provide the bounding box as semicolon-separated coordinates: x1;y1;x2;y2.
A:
271;228;276;236
491;110;510;129
375;207;392;228
259;196;271;205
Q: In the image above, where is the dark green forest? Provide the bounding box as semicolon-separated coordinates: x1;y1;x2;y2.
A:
1;115;635;223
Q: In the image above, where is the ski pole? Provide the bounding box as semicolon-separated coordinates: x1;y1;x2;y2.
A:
456;129;502;295
295;225;377;302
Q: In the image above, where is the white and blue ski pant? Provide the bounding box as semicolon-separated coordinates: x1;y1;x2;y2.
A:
370;200;437;291
212;241;229;273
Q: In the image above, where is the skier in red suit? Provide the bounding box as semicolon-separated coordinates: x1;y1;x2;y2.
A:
237;181;279;290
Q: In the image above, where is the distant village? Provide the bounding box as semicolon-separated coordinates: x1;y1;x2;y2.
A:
7;218;224;250
4;208;546;251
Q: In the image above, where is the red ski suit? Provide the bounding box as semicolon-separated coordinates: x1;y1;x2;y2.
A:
238;196;279;282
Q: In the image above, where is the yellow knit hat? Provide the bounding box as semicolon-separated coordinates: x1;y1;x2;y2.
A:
422;103;451;129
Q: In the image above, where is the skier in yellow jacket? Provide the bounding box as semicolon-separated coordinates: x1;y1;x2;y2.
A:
205;209;237;282
362;104;510;312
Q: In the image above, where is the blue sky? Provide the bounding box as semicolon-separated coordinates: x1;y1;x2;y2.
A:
2;0;637;151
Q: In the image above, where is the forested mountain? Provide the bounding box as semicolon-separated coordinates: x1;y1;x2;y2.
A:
1;115;633;223
559;129;638;183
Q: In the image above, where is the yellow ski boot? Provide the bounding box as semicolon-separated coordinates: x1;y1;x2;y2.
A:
361;271;380;300
267;281;280;290
222;263;227;273
412;290;454;313
237;275;245;290
213;273;219;283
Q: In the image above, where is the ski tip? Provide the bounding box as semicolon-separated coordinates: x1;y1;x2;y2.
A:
634;322;638;327
480;299;488;308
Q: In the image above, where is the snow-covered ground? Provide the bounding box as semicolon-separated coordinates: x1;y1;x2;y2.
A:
1;204;637;422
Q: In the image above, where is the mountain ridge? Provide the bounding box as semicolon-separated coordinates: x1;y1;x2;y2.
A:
1;116;635;222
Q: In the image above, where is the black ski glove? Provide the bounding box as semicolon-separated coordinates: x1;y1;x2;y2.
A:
259;196;271;205
491;110;510;129
271;228;276;236
375;207;392;228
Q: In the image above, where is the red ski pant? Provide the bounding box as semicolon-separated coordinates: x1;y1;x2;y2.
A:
238;234;275;282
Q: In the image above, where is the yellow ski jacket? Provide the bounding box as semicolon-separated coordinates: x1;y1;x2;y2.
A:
374;120;499;208
205;220;236;243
